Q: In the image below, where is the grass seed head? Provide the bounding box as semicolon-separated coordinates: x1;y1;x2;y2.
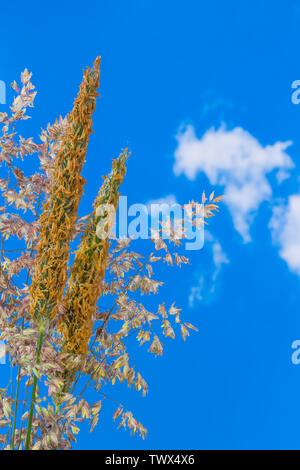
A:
29;57;101;326
59;149;129;355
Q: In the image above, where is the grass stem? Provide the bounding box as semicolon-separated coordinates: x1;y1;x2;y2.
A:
24;328;44;450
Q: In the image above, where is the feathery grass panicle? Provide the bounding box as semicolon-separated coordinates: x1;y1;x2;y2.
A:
0;60;222;450
60;149;129;355
29;57;101;326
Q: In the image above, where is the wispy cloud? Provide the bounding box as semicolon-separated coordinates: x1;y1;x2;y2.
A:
270;194;300;276
145;194;179;226
174;125;294;242
189;232;229;307
146;194;177;212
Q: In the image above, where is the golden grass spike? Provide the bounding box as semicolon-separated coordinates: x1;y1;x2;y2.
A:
60;149;129;354
29;57;101;326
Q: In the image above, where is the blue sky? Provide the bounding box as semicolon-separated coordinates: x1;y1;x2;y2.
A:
2;0;300;450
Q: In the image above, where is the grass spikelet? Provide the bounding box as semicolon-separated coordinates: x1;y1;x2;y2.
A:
29;57;101;326
59;150;129;355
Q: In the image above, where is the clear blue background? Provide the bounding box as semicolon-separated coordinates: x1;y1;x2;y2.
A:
1;0;300;450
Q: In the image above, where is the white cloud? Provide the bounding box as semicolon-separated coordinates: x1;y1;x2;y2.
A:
146;194;180;220
270;194;300;276
189;233;229;307
174;125;294;242
189;277;204;306
146;194;177;210
211;238;230;281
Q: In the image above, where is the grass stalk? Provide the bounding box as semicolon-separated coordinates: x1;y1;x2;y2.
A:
11;367;20;449
11;178;45;450
24;328;44;450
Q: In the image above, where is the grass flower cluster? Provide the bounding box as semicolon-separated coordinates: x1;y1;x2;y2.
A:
60;150;128;355
29;57;101;327
0;57;222;450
